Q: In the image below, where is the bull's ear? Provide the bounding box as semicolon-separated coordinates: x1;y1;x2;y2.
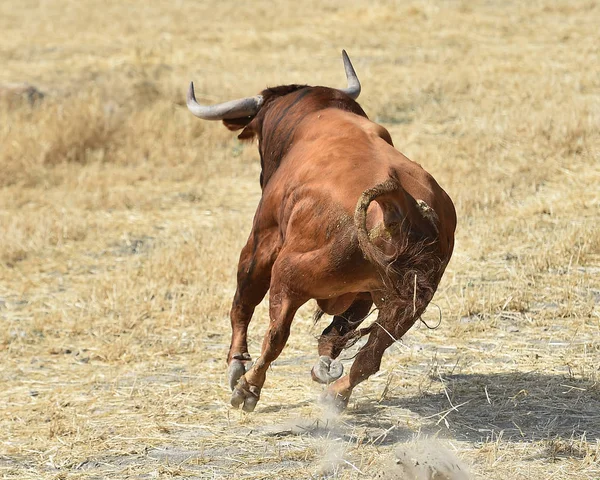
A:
222;116;257;141
222;117;252;131
237;124;256;141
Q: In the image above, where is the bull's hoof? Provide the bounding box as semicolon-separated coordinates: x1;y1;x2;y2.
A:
311;356;344;384
321;386;351;412
228;353;252;391
230;376;260;412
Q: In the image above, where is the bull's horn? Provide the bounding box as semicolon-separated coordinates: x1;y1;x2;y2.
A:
339;50;361;100
186;82;263;120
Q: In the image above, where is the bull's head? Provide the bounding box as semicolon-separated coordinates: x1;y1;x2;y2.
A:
186;50;361;122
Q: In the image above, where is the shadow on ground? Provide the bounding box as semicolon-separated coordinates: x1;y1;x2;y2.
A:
255;371;600;452
377;372;600;443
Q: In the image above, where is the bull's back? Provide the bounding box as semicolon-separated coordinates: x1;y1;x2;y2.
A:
277;109;448;216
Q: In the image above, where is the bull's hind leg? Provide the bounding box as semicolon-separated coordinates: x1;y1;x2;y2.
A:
311;295;373;384
227;229;278;390
231;260;307;412
324;306;416;410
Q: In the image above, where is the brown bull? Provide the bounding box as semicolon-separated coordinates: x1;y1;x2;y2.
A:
187;51;456;412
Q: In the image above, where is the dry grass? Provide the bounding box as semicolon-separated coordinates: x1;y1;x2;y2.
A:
1;0;599;478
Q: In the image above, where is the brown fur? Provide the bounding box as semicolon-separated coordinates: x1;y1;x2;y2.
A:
213;84;456;411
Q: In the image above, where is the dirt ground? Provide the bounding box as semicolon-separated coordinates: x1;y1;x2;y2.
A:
1;0;599;478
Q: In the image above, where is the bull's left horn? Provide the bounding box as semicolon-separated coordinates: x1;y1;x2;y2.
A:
186;82;264;120
339;50;361;100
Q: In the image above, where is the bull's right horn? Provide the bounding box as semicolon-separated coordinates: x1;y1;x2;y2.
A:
186;82;264;120
339;50;361;100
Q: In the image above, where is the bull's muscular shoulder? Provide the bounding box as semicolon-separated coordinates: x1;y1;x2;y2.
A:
307;108;394;146
360;118;394;147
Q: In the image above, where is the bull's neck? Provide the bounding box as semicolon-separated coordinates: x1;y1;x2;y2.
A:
255;87;367;188
258;88;315;188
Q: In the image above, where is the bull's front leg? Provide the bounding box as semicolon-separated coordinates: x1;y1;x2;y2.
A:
227;228;278;391
312;295;373;385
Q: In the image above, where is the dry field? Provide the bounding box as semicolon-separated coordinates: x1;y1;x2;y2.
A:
1;0;599;478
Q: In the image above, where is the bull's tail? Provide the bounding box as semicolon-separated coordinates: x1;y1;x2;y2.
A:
348;175;444;344
354;177;404;275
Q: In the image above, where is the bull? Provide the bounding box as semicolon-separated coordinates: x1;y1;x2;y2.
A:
187;51;456;412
